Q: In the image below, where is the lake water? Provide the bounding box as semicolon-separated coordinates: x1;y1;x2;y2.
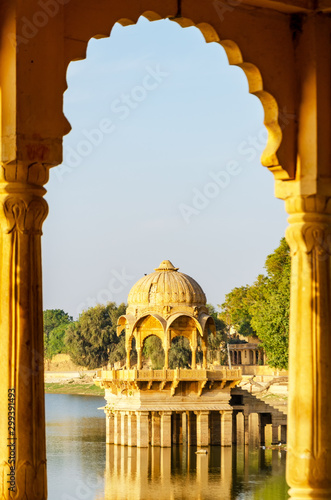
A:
45;394;289;499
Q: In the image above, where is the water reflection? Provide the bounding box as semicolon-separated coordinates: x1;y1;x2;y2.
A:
100;445;288;500
46;395;288;500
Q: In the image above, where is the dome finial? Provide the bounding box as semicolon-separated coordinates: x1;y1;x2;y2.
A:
155;260;179;272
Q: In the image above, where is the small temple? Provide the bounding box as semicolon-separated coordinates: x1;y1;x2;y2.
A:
96;260;242;447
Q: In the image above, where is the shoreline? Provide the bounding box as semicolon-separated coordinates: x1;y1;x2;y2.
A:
45;382;104;397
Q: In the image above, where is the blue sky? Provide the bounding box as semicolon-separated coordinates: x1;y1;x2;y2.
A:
42;17;288;319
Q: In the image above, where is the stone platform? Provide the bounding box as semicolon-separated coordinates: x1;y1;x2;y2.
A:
96;367;241;448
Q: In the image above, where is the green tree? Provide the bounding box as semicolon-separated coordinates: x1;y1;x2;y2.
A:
220;238;290;370
43;309;73;359
143;336;165;369
249;238;290;370
169;336;191;368
219;286;257;337
65;302;126;369
206;304;228;365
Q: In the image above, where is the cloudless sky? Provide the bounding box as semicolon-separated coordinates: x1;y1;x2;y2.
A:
42;17;288;319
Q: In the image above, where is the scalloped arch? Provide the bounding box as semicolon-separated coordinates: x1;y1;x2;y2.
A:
65;10;289;181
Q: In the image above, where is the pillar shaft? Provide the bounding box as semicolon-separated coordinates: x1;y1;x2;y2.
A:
151;412;160;447
244;414;249;446
196;411;209;447
128;412;137;447
286;196;331;499
137;348;142;370
271;424;279;446
136;411;149;448
113;412;121;445
106;412;114;444
182;412;187;444
281;425;287;444
160;411;172;448
121;412;128;446
221;411;233;447
126;348;131;369
0;169;49;499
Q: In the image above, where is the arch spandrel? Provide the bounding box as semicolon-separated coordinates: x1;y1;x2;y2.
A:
60;3;300;180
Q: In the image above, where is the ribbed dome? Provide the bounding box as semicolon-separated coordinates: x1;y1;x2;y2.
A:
128;260;206;307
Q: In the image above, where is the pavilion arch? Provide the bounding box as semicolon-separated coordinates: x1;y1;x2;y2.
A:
166;313;204;338
62;10;289;181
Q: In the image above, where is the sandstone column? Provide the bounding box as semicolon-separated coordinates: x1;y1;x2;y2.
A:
243;414;250;446
151;412;160;447
285;195;331;499
271;423;279;446
136;411;149;448
137;347;142;370
0;164;49;499
160;411;172;448
121;411;128;446
128;412;137;447
113;411;121;445
106;411;114;444
221;411;233;447
196;411;209;447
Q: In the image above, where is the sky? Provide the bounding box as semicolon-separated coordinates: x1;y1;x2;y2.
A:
42;17;288;319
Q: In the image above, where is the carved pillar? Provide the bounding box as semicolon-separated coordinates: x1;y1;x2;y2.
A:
127;412;137;447
113;411;121;445
121;411;128;446
220;411;233;447
182;412;187;444
0;164;49;499
271;424;279;446
160;411;172;448
137;347;142;370
126;343;131;369
196;411;209;447
202;347;207;369
151;412;160;447
191;331;197;369
286;196;331;499
243;414;249;446
106;411;114;444
136;411;149;448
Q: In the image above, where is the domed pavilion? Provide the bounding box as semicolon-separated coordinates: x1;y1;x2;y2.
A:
117;260;216;370
97;260;241;450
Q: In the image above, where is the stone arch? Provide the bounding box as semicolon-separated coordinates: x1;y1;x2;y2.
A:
63;10;287;180
167;313;203;338
133;314;166;350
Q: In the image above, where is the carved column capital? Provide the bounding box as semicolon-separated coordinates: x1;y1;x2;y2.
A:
285;195;331;256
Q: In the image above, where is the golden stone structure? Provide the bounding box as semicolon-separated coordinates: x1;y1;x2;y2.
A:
118;259;215;370
97;260;241;449
1;1;331;499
